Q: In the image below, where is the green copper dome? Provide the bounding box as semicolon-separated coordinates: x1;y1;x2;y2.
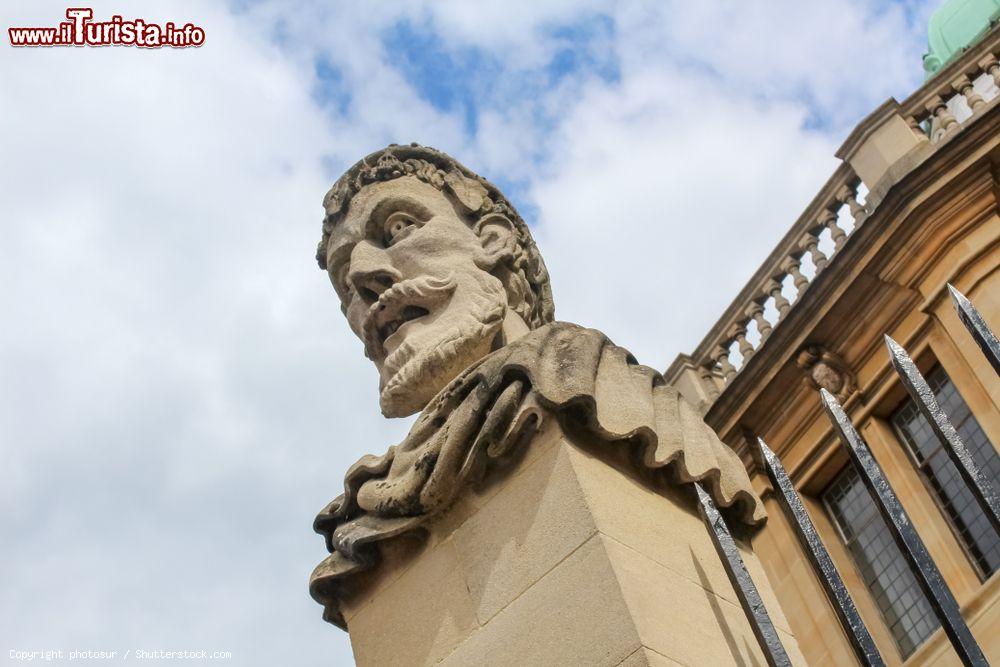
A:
923;0;1000;78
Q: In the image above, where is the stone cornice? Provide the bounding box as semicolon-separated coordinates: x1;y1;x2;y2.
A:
706;103;1000;456
667;23;1000;431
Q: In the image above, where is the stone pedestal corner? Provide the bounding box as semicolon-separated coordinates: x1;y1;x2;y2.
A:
338;419;807;667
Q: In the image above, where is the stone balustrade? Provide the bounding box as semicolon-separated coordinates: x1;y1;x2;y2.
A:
668;23;1000;408
901;28;1000;143
699;165;867;389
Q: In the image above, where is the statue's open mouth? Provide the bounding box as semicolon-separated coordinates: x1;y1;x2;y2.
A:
360;273;456;361
378;305;429;348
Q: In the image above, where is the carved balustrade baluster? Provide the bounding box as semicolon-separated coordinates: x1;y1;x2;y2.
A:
836;182;867;227
746;299;772;343
953;74;986;111
846;189;867;224
818;208;846;252
714;344;736;382
799;230;828;274
926;94;959;135
768;277;791;320
781;254;809;299
978;55;1000;90
906;113;927;139
732;322;754;364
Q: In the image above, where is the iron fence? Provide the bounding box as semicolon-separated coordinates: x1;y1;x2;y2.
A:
694;285;997;666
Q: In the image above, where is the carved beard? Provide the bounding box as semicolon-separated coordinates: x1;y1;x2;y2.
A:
379;271;507;417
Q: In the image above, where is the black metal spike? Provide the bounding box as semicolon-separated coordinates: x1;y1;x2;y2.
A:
948;284;1000;376
693;482;792;667
757;438;885;667
819;389;987;667
884;335;1000;535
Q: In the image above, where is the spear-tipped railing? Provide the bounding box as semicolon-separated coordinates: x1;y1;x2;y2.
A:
699;286;997;666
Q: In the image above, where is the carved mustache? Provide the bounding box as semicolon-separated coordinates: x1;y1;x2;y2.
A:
361;272;458;361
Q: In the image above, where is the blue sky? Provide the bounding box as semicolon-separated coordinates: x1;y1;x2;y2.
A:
1;1;939;665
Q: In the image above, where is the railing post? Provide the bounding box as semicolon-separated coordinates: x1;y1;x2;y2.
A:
948;283;1000;375
820;390;988;667
757;438;885;667
693;482;792;667
884;335;1000;534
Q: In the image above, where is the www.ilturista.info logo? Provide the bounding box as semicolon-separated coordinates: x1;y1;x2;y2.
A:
8;8;205;48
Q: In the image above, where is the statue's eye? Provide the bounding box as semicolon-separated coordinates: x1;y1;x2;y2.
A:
384;212;419;246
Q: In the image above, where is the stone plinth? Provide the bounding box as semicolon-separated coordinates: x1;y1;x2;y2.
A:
338;419;806;666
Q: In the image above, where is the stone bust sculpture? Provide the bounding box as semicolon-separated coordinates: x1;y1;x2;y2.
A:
310;143;765;628
318;143;553;418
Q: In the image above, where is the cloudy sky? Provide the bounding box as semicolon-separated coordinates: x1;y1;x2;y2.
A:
1;1;938;664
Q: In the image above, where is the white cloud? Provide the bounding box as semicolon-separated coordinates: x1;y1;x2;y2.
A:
614;1;930;127
0;0;936;664
532;67;838;368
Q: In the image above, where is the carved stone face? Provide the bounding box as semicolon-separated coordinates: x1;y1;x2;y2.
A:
325;176;517;417
811;362;844;395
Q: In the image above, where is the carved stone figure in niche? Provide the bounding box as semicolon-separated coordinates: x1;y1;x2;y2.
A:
796;344;855;400
309;143;765;628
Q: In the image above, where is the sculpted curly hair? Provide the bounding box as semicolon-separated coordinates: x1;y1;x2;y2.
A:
317;143;555;330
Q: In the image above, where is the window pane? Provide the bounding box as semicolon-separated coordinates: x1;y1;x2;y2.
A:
892;365;1000;578
824;466;938;657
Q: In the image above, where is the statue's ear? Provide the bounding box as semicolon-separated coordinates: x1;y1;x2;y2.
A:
474;213;517;268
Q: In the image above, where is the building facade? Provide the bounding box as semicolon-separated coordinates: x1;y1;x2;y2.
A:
666;9;1000;666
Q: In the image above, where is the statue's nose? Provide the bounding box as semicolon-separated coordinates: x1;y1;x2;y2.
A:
348;241;402;306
